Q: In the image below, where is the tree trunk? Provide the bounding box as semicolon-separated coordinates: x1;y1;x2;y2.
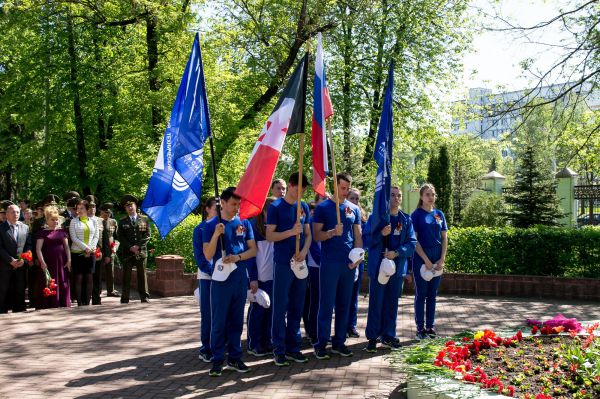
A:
92;25;108;150
341;9;353;173
67;12;88;193
146;11;162;141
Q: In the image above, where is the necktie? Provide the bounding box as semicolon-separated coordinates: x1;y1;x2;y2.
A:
11;224;17;242
131;216;136;225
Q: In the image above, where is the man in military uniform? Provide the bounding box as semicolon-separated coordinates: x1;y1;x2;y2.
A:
84;195;104;305
118;195;151;304
100;203;119;297
62;191;80;220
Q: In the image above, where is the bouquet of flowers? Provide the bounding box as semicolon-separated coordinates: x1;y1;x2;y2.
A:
43;269;57;297
20;250;33;262
110;241;120;254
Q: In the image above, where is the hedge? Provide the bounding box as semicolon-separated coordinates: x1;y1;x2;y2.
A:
148;214;202;273
149;218;600;278
446;226;600;278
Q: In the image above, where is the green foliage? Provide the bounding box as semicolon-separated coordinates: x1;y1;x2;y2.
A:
150;213;202;273
504;146;563;227
460;193;507;227
427;144;453;221
446;226;600;278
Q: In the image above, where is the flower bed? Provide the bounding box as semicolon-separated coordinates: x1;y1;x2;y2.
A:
394;316;600;399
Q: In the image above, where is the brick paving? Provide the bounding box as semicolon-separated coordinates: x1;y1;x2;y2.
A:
1;291;600;399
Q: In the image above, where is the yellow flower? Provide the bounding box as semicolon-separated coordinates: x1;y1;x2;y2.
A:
474;331;484;340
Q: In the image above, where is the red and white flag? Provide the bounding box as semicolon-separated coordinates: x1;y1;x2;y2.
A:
311;33;334;197
236;54;308;219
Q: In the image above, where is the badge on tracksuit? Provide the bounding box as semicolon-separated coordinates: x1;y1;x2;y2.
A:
236;225;246;236
393;221;402;235
345;207;354;219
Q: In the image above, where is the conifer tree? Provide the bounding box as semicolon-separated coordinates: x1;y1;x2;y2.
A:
436;144;454;222
504;145;563;227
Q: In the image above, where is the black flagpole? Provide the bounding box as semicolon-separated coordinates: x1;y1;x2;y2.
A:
208;134;225;256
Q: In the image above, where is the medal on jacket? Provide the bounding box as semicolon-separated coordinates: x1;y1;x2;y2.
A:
345;206;354;219
236;225;246;236
394;221;402;235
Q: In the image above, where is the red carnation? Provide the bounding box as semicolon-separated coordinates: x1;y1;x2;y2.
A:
94;247;102;260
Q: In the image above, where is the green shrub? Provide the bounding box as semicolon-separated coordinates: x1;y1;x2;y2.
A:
148;214;202;273
460;193;507;227
446;226;600;278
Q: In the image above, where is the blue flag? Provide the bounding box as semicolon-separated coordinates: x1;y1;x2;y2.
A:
370;61;394;236
142;33;211;239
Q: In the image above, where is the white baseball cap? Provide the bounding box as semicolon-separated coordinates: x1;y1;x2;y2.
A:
290;258;309;279
378;258;396;285
212;258;237;282
349;248;365;264
247;288;271;308
420;264;443;282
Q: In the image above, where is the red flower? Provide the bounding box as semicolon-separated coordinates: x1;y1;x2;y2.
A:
532;325;539;335
586;322;599;334
583;334;595;349
569;329;578;338
20;250;33;262
94;247;102;260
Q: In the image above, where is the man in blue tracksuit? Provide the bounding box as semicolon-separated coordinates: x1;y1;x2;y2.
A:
266;172;312;366
365;187;416;352
203;187;256;377
193;198;218;363
312;172;363;359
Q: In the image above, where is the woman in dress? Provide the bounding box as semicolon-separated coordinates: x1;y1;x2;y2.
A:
411;183;448;339
69;199;99;306
35;206;71;308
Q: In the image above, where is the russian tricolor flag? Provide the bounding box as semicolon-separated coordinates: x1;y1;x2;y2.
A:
311;33;334;197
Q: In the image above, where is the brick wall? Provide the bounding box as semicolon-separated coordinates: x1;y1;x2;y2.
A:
114;255;197;297
115;258;600;301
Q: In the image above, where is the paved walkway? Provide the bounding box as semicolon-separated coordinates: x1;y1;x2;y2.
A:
2;292;600;399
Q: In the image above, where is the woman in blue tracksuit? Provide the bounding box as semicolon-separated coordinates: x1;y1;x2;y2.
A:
193;198;217;362
411;183;448;340
246;197;275;357
346;188;368;338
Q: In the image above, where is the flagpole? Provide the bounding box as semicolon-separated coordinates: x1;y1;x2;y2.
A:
208;134;225;257
326;118;341;225
295;51;310;257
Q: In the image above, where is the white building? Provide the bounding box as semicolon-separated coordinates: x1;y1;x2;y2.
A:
451;82;600;141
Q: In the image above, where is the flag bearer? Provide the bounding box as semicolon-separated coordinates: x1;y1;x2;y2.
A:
312;172;362;359
203;187;256;376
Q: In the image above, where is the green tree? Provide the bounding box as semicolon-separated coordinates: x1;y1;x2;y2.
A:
461;193;507;227
504;146;563;227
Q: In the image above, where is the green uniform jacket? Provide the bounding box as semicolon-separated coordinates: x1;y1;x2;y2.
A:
117;214;151;260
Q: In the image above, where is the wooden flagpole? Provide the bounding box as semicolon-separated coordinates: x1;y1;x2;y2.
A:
326;118;341;225
295;50;309;257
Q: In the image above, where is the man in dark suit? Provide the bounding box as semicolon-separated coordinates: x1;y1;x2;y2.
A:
0;204;32;313
118;195;151;304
